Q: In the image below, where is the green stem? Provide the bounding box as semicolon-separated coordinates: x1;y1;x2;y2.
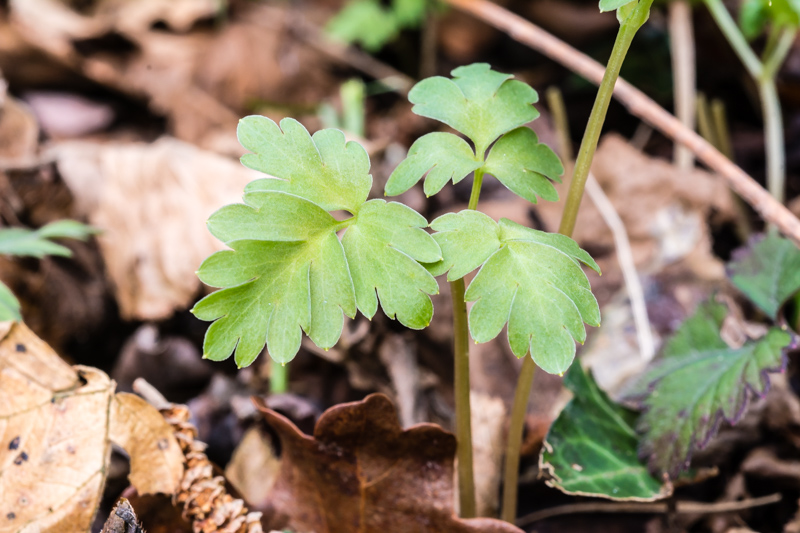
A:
558;2;653;236
453;166;486;517
501;2;653;522
759;78;786;204
270;359;288;393
452;276;475;517
704;0;762;79
501;355;536;522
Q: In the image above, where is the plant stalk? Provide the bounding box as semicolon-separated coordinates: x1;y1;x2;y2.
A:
270;359;288;393
668;0;697;171
452;166;486;517
501;2;653;522
558;2;652;236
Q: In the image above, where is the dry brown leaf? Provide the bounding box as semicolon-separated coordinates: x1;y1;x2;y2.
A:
100;499;145;533
0;322;183;532
0;96;39;165
50;137;259;320
110;393;184;495
470;392;506;518
253;393;523;533
225;427;281;513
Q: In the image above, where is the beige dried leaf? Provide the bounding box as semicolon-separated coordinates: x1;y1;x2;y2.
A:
0;322;184;532
110;393;184;495
51;137;259;320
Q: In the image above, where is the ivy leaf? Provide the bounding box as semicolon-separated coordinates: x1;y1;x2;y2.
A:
0;220;96;258
727;232;800;320
237;116;371;213
599;0;636;13
541;364;671;501
194;117;441;367
408;63;539;155
342;200;441;329
623;301;791;478
385;133;481;198
428;210;600;374
483;127;563;204
0;282;21;322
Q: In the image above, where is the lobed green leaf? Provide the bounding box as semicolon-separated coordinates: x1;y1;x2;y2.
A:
483;127;562;204
599;0;636;13
238;116;371;213
727;232;800;320
428;211;600;375
195;117;442;367
541;364;671;501
623;301;791;478
385;133;481;198
342;200;440;329
408;63;539;155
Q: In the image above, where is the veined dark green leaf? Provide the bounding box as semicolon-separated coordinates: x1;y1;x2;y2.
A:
541;364;671;501
408;63;539;155
727;232;800;320
0;281;21;322
427;210;600;374
194;118;441;367
623;301;791;478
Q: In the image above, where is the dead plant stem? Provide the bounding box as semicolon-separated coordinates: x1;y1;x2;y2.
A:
668;0;696;171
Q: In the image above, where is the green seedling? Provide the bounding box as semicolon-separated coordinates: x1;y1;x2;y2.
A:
326;0;427;52
0;220;97;321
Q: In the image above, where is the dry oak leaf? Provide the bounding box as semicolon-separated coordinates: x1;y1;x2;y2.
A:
50;137;259;320
0;321;183;533
253;393;523;533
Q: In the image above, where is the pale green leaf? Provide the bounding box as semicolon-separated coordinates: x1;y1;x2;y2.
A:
727;232;800;320
0;220;95;258
430;212;600;374
623;301;791;478
599;0;636;12
193;193;355;366
408;63;539;154
541;364;670;501
0;281;21;322
342;200;441;329
325;0;400;52
483;127;563;204
238;116;371;213
385;132;481;197
426;210;501;280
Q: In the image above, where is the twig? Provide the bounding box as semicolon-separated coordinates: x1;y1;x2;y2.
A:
517;493;782;526
286;14;415;94
441;0;800;245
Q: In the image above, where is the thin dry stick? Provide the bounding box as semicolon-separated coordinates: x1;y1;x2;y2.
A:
517;492;782;526
442;0;800;246
586;175;656;362
668;0;697;171
547;87;655;363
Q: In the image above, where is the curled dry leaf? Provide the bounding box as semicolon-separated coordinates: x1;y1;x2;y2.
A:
252;393;523;533
0;96;39;165
100;499;145;533
51;138;259;320
0;322;183;532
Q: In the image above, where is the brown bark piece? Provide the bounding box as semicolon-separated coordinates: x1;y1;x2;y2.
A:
252;393;523;533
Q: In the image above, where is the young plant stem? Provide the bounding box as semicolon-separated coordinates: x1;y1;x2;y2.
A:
452;166;486;518
558;1;653;236
704;0;796;204
500;2;653;522
270;359;288;393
